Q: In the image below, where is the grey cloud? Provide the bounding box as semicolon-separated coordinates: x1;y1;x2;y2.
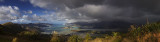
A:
29;0;160;23
56;5;156;24
29;0;160;29
30;0;160;11
105;0;160;15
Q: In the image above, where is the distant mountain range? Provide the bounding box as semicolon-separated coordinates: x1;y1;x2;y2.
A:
21;23;53;28
69;21;132;30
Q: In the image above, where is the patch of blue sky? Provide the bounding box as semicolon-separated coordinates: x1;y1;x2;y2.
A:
0;0;49;15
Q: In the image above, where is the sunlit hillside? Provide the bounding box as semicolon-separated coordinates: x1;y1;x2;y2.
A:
0;22;160;42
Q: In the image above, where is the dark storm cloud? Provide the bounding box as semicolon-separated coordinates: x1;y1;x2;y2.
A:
30;0;106;9
105;0;160;15
30;0;160;29
30;0;160;10
64;0;105;8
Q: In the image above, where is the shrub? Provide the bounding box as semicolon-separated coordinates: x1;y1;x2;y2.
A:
128;22;160;41
1;22;25;35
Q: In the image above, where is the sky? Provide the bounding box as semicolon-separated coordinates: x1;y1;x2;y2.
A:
0;0;64;24
0;0;160;29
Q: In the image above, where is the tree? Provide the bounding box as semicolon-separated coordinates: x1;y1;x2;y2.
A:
84;33;91;42
68;35;82;42
50;33;60;42
12;37;18;42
